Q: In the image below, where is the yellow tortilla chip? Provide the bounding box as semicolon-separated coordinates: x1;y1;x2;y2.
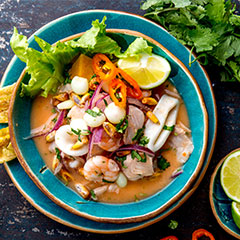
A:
0;127;16;163
0;83;16;123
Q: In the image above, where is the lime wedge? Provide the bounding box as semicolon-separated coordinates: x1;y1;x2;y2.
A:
232;201;240;229
118;53;171;89
220;150;240;202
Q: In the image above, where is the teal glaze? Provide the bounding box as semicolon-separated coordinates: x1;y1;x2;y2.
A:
211;163;240;237
2;10;216;232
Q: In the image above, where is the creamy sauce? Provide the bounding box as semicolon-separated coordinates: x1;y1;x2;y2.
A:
31;80;190;203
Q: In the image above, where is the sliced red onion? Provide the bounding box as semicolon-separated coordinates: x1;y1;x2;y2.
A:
88;81;103;109
49;110;66;133
127;97;151;112
171;168;183;178
110;144;155;158
88;127;103;157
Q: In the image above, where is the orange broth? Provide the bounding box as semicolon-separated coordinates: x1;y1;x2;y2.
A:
31;80;190;203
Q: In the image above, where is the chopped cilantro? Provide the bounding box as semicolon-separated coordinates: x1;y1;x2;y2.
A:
157;155;170;170
116;155;127;168
52;117;57;123
88;90;94;97
131;150;147;163
81;129;92;135
55;148;61;160
134;194;139;202
132;128;144;142
85;109;102;117
63;77;71;85
116;116;128;133
174;132;178;136
71;128;82;142
102;179;115;183
103;98;108;107
90;190;97;200
159;147;172;153
90;74;96;79
168;220;178;229
163;125;175;131
139;136;149;146
51;108;57;113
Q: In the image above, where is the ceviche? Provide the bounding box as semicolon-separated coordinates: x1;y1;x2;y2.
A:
11;17;194;203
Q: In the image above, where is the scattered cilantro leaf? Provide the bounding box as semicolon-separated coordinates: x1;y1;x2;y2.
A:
102;179;115;183
55;148;61;160
116;116;128;133
139;136;150;146
168;220;178;229
157;155;170;170
85;109;102;117
163;125;175;131
71;128;82;141
116;155;127;168
131;150;147;162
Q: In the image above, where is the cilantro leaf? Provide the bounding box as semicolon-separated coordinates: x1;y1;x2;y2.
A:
157;155;170;170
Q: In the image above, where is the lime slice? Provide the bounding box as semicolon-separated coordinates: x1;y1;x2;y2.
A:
220;150;240;202
232;201;240;229
118;53;171;89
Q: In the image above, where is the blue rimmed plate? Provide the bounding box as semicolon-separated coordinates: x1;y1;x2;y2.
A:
2;10;216;232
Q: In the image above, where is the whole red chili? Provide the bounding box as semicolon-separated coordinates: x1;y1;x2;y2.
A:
192;228;215;240
160;236;178;240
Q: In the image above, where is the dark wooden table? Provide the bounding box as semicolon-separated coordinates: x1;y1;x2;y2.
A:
0;1;240;239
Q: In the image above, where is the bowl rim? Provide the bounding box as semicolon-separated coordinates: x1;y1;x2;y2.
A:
209;148;240;239
8;28;208;223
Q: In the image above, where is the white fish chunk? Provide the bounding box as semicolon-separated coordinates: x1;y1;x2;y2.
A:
123;105;145;144
122;154;154;181
67;105;85;119
144;94;179;152
168;124;194;163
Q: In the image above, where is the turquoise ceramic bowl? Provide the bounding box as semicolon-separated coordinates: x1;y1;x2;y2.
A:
6;11;209;224
210;149;240;239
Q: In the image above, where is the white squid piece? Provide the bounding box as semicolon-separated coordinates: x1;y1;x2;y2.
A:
168;124;194;163
55;125;88;156
144;94;179;152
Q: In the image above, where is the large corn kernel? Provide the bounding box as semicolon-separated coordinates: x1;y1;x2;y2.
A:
53;92;69;102
75;183;90;199
72;140;84;150
146;111;159;123
45;130;56;143
103;122;116;138
52;155;59;171
142;97;158;105
60;170;73;183
79;93;90;106
116;150;130;157
81;135;89;144
70;92;81;105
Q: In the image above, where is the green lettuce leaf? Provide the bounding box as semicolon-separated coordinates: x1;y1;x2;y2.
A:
10;28;79;97
10;17;152;97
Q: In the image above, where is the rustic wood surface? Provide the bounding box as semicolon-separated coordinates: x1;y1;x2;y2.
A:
0;0;240;239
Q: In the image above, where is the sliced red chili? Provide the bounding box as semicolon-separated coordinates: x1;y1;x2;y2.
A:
160;236;179;240
109;78;127;108
192;228;215;240
92;53;117;82
117;68;143;100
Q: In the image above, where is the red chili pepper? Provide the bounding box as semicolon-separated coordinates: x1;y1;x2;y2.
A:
160;236;179;240
192;228;215;240
92;53;117;82
117;68;143;100
109;78;127;108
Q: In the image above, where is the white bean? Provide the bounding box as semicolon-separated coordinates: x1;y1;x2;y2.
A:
116;172;127;188
71;76;89;95
57;100;74;110
104;102;126;124
83;107;106;128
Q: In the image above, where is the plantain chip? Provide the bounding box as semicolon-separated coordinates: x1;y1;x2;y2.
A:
0;127;16;163
0;83;15;123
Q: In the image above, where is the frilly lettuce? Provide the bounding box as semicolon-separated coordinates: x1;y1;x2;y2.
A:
10;17;152;97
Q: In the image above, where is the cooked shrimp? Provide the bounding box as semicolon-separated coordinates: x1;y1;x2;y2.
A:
98;129;122;152
83;156;120;182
